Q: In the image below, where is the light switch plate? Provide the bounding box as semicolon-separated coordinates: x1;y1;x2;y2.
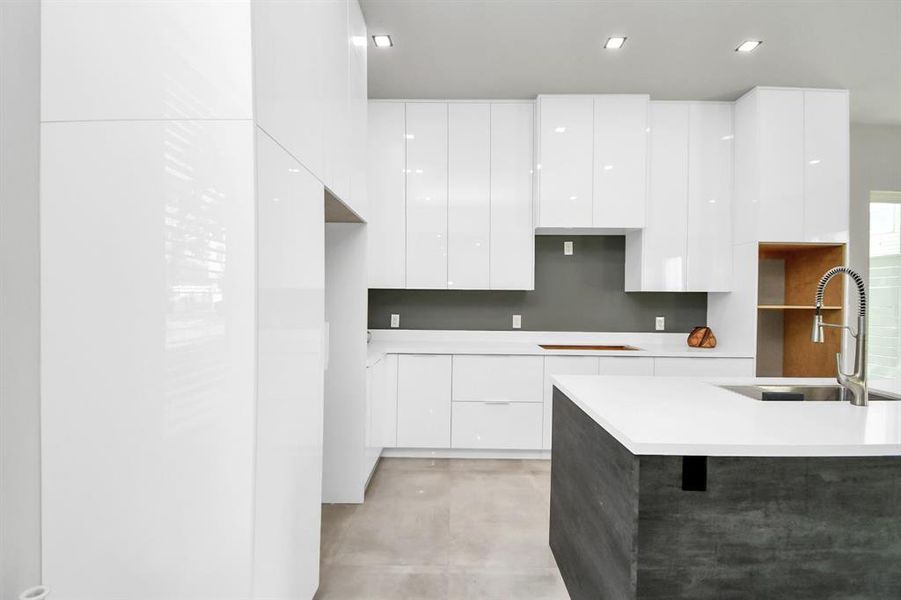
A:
564;241;573;256
512;315;522;329
390;314;400;328
655;316;665;331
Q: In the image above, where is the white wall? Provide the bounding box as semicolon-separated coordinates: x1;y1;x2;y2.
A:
323;223;370;503
0;0;42;597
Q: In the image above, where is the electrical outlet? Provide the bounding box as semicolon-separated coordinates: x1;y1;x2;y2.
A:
655;316;665;331
390;314;400;328
564;241;573;256
512;315;522;329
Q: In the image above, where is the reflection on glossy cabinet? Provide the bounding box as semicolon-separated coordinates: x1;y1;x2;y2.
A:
367;102;406;288
687;102;733;292
448;103;490;289
490;102;535;290
405;103;449;289
593;95;649;228
537;95;594;227
803;90;849;243
396;355;452;448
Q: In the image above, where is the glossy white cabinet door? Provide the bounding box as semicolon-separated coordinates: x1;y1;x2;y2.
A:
543;356;598;449
396;355;452;447
638;102;690;291
41;121;256;599
452;355;544;404
653;357;755;377
323;0;350;202
367;102;406;288
687;102;733;292
537;96;594;227
41;1;253;122
451;402;543;450
405;103;449;289
490;102;534;290
369;354;398;449
597;356;655;376
251;0;326;181
347;0;369;218
254;130;325;600
593;95;649;228
803;90;849;243
448;103;490;289
757;89;804;242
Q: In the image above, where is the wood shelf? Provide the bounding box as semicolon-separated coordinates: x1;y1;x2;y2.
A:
757;305;842;311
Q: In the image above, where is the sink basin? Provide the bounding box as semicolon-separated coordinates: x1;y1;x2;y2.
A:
539;344;641;351
720;384;899;402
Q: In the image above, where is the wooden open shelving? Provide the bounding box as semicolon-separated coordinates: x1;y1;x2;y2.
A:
756;243;846;377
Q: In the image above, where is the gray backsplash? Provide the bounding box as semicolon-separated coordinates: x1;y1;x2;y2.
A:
368;236;708;332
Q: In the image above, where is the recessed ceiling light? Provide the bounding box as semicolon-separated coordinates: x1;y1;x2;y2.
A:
736;40;762;53
372;34;393;48
605;36;627;50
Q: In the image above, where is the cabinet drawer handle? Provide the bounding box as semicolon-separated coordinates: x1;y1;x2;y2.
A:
482;400;511;405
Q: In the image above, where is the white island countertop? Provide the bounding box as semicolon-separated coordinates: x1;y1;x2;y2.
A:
551;375;901;457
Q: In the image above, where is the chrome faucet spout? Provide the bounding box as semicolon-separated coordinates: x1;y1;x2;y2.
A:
811;267;868;406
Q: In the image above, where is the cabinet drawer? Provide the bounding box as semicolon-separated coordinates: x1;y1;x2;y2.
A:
451;401;543;449
452;355;544;403
654;357;754;377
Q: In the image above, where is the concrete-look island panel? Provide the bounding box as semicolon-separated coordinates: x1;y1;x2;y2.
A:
548;376;901;600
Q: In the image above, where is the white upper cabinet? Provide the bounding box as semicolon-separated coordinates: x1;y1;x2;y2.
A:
803;90;850;243
347;0;369;219
405;103;449;289
367;100;535;291
537;96;594;227
733;87;848;245
593;95;649;228
626;102;733;292
323;0;351;203
367;102;406;288
686;102;733;292
490;102;535;290
448;103;491;289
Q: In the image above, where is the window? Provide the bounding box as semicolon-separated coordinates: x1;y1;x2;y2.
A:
869;192;901;378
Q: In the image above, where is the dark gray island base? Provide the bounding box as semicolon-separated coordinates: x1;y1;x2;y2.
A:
549;388;901;600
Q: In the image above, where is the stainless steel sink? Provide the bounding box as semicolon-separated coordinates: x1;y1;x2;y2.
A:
719;385;899;402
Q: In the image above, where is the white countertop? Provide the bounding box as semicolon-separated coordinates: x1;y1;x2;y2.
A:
366;330;754;365
551;375;901;457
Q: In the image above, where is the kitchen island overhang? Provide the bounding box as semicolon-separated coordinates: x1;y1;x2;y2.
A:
548;375;901;600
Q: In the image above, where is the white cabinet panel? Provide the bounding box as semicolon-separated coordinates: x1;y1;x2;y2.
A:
254;131;325;600
369;354;398;449
451;402;543;450
654;357;755;377
347;0;369;218
42;1;253;121
396;355;452;447
490;103;535;290
597;356;655;376
757;89;804;242
803;90;849;243
405;103;449;289
41;121;256;599
543;356;598;449
252;0;326;181
367;102;406;288
537;96;594;227
452;355;544;404
632;102;690;291
448;103;490;289
593;95;649;228
323;0;350;201
687;102;733;292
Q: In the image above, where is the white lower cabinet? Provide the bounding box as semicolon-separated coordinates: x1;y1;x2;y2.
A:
368;354;398;450
452;355;543;403
396;355;452;447
653;357;754;377
452;402;543;450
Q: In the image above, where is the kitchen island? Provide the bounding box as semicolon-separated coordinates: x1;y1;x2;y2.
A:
549;375;901;600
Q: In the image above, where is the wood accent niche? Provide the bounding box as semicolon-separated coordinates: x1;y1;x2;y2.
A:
756;243;846;377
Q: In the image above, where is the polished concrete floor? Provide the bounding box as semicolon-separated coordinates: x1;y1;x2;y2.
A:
316;458;569;600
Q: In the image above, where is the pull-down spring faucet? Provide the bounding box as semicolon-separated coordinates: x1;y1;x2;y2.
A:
811;266;868;406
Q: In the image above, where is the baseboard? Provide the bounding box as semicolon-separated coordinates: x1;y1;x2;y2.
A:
381;448;551;460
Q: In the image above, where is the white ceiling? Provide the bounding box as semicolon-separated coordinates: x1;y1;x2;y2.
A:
360;0;901;124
